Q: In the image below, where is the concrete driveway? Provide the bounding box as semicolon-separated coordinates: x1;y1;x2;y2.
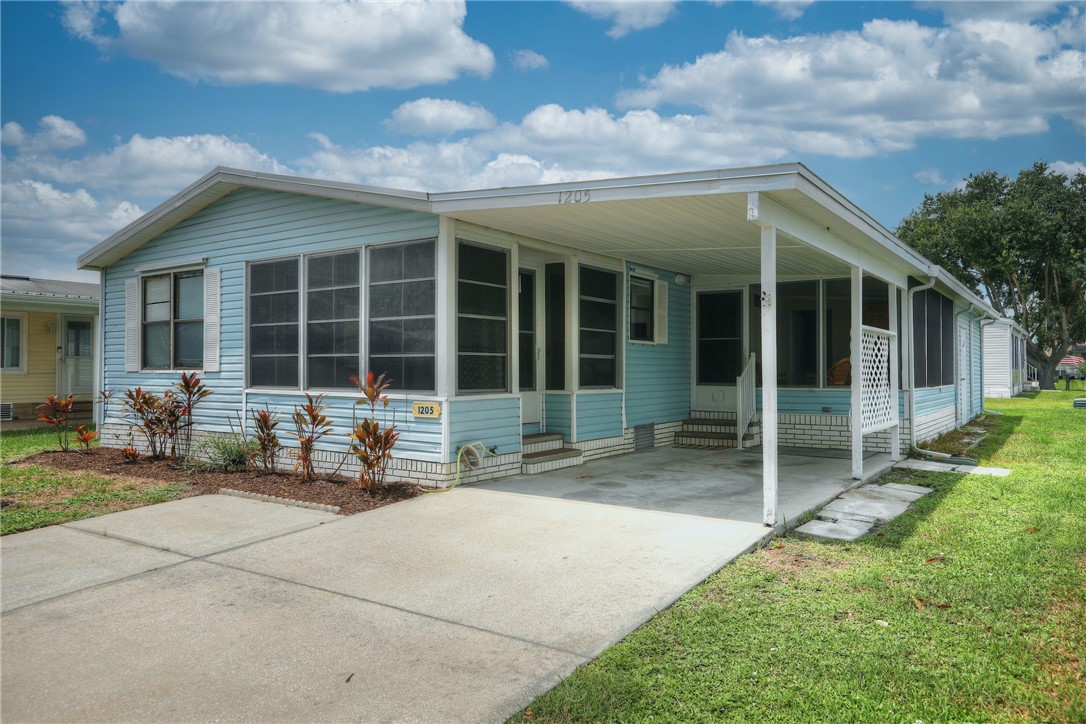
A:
1;489;770;722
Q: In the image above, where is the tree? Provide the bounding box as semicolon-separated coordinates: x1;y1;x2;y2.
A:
897;162;1086;390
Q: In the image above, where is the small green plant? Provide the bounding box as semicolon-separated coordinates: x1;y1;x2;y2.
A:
73;425;98;453
188;434;256;472
251;407;282;475
36;394;77;452
291;393;333;483
347;372;400;493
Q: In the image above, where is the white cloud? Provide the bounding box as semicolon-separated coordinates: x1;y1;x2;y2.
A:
63;1;494;92
914;168;946;185
1;116;87;153
512;49;550;71
386;99;497;136
0;180;144;279
755;1;815;21
566;0;679;38
7;132;291;196
618;13;1085;155
1051;160;1086;177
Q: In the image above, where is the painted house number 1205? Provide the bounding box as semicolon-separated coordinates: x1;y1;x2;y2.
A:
557;189;592;204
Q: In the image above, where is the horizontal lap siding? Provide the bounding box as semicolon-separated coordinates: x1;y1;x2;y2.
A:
247;393;443;463
971;317;983;417
983;324;1011;395
4;312;59;404
914;385;955;416
448;396;521;461
544;393;572;438
624;265;690;426
101;189;438;434
575;392;623;441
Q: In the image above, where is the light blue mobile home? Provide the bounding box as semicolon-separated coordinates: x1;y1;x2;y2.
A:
78;165;997;525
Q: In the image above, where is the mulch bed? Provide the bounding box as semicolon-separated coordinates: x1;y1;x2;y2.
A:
14;448;420;515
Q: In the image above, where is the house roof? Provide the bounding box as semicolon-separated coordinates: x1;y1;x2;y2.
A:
75;164;999;319
0;275;100;308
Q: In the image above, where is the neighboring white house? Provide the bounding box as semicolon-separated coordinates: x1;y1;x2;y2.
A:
77;164;1001;526
983;319;1029;398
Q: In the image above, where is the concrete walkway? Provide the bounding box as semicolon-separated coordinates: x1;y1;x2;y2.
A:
2;490;769;722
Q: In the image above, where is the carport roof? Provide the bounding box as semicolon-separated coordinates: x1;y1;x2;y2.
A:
77;163;941;287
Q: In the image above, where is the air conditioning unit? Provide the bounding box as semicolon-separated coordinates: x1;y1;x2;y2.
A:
0;403;12;422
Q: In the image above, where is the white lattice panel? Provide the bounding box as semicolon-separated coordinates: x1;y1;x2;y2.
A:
861;327;895;433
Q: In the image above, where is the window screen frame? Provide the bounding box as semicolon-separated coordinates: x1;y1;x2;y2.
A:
0;313;27;373
455;240;510;395
141;268;205;371
367;239;437;393
578;264;620;389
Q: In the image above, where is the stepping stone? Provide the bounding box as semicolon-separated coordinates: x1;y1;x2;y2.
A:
852;485;924;503
823;495;911;522
881;482;934;496
895;460;958;472
796;519;873;541
963;426;987;433
817;510;879;525
953;465;1011;477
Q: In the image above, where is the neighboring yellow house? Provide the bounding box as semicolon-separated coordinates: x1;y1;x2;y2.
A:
1;275;99;423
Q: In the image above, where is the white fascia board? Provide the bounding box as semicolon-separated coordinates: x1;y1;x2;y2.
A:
0;294;100;312
431;164;803;214
746;191;909;287
78;166;432;271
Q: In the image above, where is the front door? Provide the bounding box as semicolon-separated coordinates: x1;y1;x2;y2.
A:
61;316;93;397
692;289;745;410
518;267;544;429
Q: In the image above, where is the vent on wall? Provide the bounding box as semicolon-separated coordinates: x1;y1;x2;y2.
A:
0;403;12;422
634;424;655;452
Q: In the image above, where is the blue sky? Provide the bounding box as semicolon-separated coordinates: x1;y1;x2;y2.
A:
2;1;1083;282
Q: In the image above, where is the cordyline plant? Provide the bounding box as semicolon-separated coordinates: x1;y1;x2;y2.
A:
347;372;400;493
37;394;77;452
291;393;333;483
73;425;98;453
121;373;212;460
251;406;282;475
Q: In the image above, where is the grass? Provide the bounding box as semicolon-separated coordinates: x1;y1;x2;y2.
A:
0;426;189;535
518;391;1086;722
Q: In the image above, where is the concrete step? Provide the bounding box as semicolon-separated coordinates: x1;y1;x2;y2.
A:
521;447;583;475
682;418;762;434
674;431;759;447
522;433;565;455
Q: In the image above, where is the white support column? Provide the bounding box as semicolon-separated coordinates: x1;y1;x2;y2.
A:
889;285;901;461
850;266;864;479
760;225;778;527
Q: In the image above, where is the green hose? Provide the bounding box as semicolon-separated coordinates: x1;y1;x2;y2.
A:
420;441;496;493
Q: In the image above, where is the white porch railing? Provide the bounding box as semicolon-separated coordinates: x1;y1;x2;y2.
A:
1027;363;1038;382
860;325;896;434
736;353;756;449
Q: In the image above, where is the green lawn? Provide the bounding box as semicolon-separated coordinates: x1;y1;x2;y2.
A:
518;392;1085;722
0;426;189;536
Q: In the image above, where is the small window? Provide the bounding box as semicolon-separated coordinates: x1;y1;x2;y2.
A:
457;242;508;393
249;258;300;387
307;250;360;389
579;265;619;388
630;277;654;342
1;316;24;371
369;240;436;392
143;270;203;369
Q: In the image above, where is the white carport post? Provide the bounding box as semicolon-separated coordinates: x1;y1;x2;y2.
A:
760;225;778;526
850;265;864;479
889;285;901;461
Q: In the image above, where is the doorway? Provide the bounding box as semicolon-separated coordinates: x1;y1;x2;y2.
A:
60;316;93;398
518;267;543;429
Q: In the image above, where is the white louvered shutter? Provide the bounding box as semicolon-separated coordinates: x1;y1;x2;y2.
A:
125;279;140;372
654;279;668;345
203;267;221;372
